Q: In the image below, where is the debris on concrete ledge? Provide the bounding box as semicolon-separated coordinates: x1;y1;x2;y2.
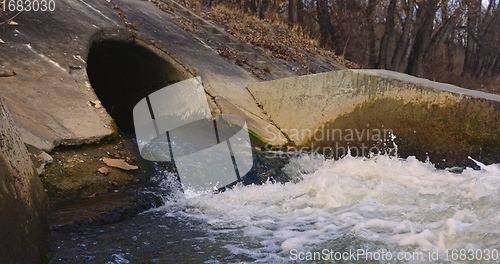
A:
102;157;138;171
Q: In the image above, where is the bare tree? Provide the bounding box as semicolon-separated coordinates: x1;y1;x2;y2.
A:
288;0;304;26
463;0;499;77
316;0;335;48
206;0;499;89
258;0;270;19
365;0;378;67
391;0;417;72
377;0;397;69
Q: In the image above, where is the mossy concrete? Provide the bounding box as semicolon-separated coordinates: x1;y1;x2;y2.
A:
0;98;49;263
248;69;500;166
42;137;154;206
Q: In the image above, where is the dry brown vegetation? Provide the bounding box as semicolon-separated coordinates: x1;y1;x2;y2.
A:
178;0;359;69
178;0;499;93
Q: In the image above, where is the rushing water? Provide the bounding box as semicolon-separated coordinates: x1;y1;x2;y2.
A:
49;153;500;263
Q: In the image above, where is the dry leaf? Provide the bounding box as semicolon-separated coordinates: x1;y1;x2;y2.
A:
102;157;138;170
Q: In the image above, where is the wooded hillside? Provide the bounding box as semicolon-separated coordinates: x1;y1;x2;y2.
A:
198;0;500;92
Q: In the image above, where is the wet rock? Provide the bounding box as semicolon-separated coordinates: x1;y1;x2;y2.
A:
241;148;291;185
26;144;54;175
49;192;163;231
35;151;54;175
38;151;54;163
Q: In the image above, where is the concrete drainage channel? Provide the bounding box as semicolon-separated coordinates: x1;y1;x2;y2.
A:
42;37;201;259
69;35;289;226
86;38;193;135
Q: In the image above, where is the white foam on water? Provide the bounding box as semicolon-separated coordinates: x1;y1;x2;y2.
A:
157;154;500;262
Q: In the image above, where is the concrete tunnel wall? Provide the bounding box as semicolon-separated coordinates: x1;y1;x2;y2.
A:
86;35;193;135
0;98;49;263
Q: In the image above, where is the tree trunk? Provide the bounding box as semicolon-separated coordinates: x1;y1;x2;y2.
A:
463;0;481;75
424;19;454;63
258;0;270;19
288;0;304;26
378;0;397;69
392;0;416;72
316;0;335;48
244;0;258;14
408;0;439;77
366;0;377;68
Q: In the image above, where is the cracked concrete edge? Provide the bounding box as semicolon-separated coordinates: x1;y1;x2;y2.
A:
89;0;292;148
200;79;289;146
133;37;199;79
214;97;288;146
82;29;288;149
244;85;294;145
120;34;286;147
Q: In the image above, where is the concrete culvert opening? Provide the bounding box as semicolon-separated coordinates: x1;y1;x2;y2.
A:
87;39;191;135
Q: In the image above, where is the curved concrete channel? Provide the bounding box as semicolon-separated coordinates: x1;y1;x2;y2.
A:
248;69;500;167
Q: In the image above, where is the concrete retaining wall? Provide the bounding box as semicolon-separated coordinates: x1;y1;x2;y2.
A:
248;69;500;166
0;98;48;263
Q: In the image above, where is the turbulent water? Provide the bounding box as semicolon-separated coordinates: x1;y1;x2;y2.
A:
49;154;500;263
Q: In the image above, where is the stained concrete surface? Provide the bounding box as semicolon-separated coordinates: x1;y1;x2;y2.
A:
0;0;289;153
248;69;500;166
0;97;49;263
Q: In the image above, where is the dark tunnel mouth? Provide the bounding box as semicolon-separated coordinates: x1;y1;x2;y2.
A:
86;39;192;136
